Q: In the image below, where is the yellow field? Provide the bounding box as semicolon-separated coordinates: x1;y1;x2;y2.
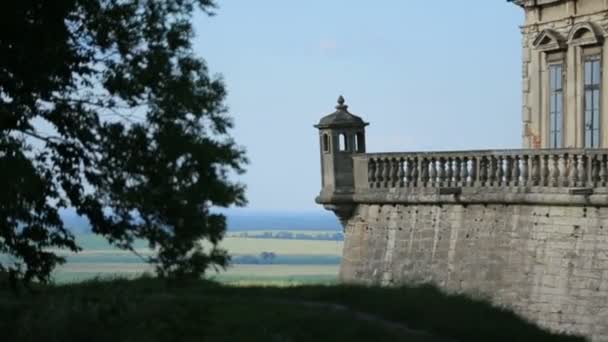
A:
218;264;339;276
218;237;343;255
58;262;152;274
53;236;344;256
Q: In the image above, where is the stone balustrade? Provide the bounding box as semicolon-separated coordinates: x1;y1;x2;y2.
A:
353;149;608;192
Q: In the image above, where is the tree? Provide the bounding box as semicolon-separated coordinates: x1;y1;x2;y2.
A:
0;0;246;283
260;252;276;264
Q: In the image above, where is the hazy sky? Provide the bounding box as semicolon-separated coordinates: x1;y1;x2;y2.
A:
193;1;524;211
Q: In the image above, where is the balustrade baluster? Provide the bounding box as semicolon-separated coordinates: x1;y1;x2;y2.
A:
577;155;587;187
438;158;446;186
521;155;529;186
411;157;419;187
368;159;376;188
381;158;390;188
549;155;559;187
488;156;496;186
398;158;405;187
453;157;461;186
405;158;414;187
541;155;550;187
600;155;608;187
531;155;540;186
375;158;383;188
592;155;601;187
479;157;488;186
388;158;395;188
504;156;512;186
445;157;453;187
468;157;477;187
461;157;469;186
376;158;384;188
421;158;429;187
512;156;520;187
558;154;566;187
496;156;504;186
568;154;577;187
429;158;438;187
389;158;397;188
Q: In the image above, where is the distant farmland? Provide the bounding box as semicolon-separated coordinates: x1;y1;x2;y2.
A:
52;233;343;284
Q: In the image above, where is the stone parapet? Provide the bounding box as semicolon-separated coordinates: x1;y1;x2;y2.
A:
355;149;608;191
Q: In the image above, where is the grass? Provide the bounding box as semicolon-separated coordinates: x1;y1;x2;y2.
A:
0;276;587;342
209;273;339;286
53;264;340;284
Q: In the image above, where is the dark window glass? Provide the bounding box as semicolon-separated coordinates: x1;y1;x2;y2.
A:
584;55;601;148
549;63;564;148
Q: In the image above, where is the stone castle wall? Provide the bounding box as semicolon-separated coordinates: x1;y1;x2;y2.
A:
340;203;608;341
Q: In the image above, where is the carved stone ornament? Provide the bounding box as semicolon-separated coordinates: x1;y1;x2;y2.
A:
567;22;604;47
532;29;566;51
323;204;356;226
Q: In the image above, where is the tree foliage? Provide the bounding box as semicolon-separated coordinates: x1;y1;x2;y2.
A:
0;0;246;283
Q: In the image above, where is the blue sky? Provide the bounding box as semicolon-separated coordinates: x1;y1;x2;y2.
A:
194;1;524;211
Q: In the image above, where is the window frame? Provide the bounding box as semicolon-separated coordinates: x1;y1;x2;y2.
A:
546;53;565;149
582;47;602;148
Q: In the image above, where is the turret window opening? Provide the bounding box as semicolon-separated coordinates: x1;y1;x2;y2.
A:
339;133;348;152
355;132;365;153
322;134;330;153
584;53;601;148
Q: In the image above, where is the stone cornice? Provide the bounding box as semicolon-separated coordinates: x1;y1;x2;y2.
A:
509;0;571;8
317;187;608;207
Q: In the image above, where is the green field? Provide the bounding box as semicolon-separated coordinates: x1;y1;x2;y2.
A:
51;233;343;284
228;229;340;235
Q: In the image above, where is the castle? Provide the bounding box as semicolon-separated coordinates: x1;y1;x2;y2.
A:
316;1;608;341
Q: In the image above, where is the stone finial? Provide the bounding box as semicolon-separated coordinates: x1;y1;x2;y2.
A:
336;95;348;111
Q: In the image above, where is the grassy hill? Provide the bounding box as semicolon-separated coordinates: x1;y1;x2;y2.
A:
0;276;586;342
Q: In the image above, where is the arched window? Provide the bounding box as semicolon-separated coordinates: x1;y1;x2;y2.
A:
322;134;330;153
338;133;348;152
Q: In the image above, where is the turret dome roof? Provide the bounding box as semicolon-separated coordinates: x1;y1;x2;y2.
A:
315;96;368;129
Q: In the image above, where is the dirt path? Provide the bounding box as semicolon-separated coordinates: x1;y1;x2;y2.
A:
272;298;456;342
151;292;455;341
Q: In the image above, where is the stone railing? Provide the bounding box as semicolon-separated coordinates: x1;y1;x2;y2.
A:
353;149;608;192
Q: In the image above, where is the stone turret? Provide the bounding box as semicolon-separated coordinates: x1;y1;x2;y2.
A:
315;96;368;223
